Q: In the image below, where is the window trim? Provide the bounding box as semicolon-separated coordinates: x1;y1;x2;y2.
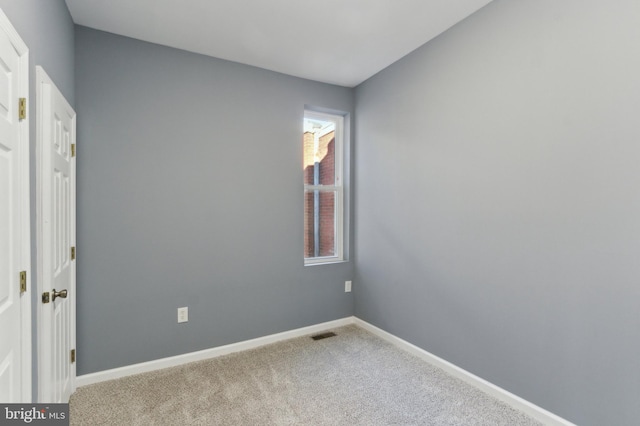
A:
304;109;345;266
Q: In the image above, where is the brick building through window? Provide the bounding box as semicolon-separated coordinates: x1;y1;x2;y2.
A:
303;124;336;259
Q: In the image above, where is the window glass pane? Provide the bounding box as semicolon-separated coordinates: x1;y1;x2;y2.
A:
303;118;336;186
304;190;336;258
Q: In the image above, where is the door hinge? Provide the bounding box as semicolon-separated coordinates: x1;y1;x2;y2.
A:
42;292;50;304
18;98;26;120
71;246;76;260
19;271;27;294
71;144;76;157
70;349;76;364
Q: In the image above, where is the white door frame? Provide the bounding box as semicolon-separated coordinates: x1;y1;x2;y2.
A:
35;66;76;402
0;7;31;403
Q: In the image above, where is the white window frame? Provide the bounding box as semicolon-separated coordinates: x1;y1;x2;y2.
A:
304;110;345;266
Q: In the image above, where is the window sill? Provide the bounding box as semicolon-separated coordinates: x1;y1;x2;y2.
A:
304;258;348;267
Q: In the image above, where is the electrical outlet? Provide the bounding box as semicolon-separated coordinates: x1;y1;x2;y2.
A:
345;281;352;293
177;307;188;323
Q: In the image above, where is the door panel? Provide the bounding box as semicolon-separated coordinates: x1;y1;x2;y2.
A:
0;10;29;403
37;66;76;403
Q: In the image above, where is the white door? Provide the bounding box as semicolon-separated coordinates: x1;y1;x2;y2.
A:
36;66;76;403
0;10;31;403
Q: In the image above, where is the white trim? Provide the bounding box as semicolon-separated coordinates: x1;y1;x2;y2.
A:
0;7;31;403
76;317;354;387
76;316;574;425
303;108;346;265
35;65;48;402
353;318;575;426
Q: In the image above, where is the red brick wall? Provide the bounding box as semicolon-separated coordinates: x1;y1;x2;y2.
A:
318;137;335;256
303;132;336;258
304;191;315;258
303;132;315;185
318;190;335;256
319;133;335;185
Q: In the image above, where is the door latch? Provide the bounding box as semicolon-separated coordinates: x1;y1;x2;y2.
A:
52;288;68;302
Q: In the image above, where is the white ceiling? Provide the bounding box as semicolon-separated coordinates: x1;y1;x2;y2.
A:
65;0;493;87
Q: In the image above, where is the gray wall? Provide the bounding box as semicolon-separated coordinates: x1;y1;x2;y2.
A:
75;26;354;375
354;1;640;425
6;2;638;422
0;0;75;400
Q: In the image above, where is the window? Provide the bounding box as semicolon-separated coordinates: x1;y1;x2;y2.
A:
303;110;346;265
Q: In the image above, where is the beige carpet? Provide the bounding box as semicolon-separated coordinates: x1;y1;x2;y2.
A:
70;325;542;425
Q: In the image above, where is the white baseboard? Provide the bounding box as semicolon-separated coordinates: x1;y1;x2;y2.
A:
76;317;354;387
77;315;573;425
353;318;575;426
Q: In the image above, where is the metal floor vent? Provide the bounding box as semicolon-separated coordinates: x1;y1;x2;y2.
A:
311;332;337;341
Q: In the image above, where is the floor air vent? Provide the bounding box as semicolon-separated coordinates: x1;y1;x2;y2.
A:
311;332;337;341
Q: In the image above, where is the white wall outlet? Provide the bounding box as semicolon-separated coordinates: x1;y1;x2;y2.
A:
345;280;352;293
177;307;188;323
